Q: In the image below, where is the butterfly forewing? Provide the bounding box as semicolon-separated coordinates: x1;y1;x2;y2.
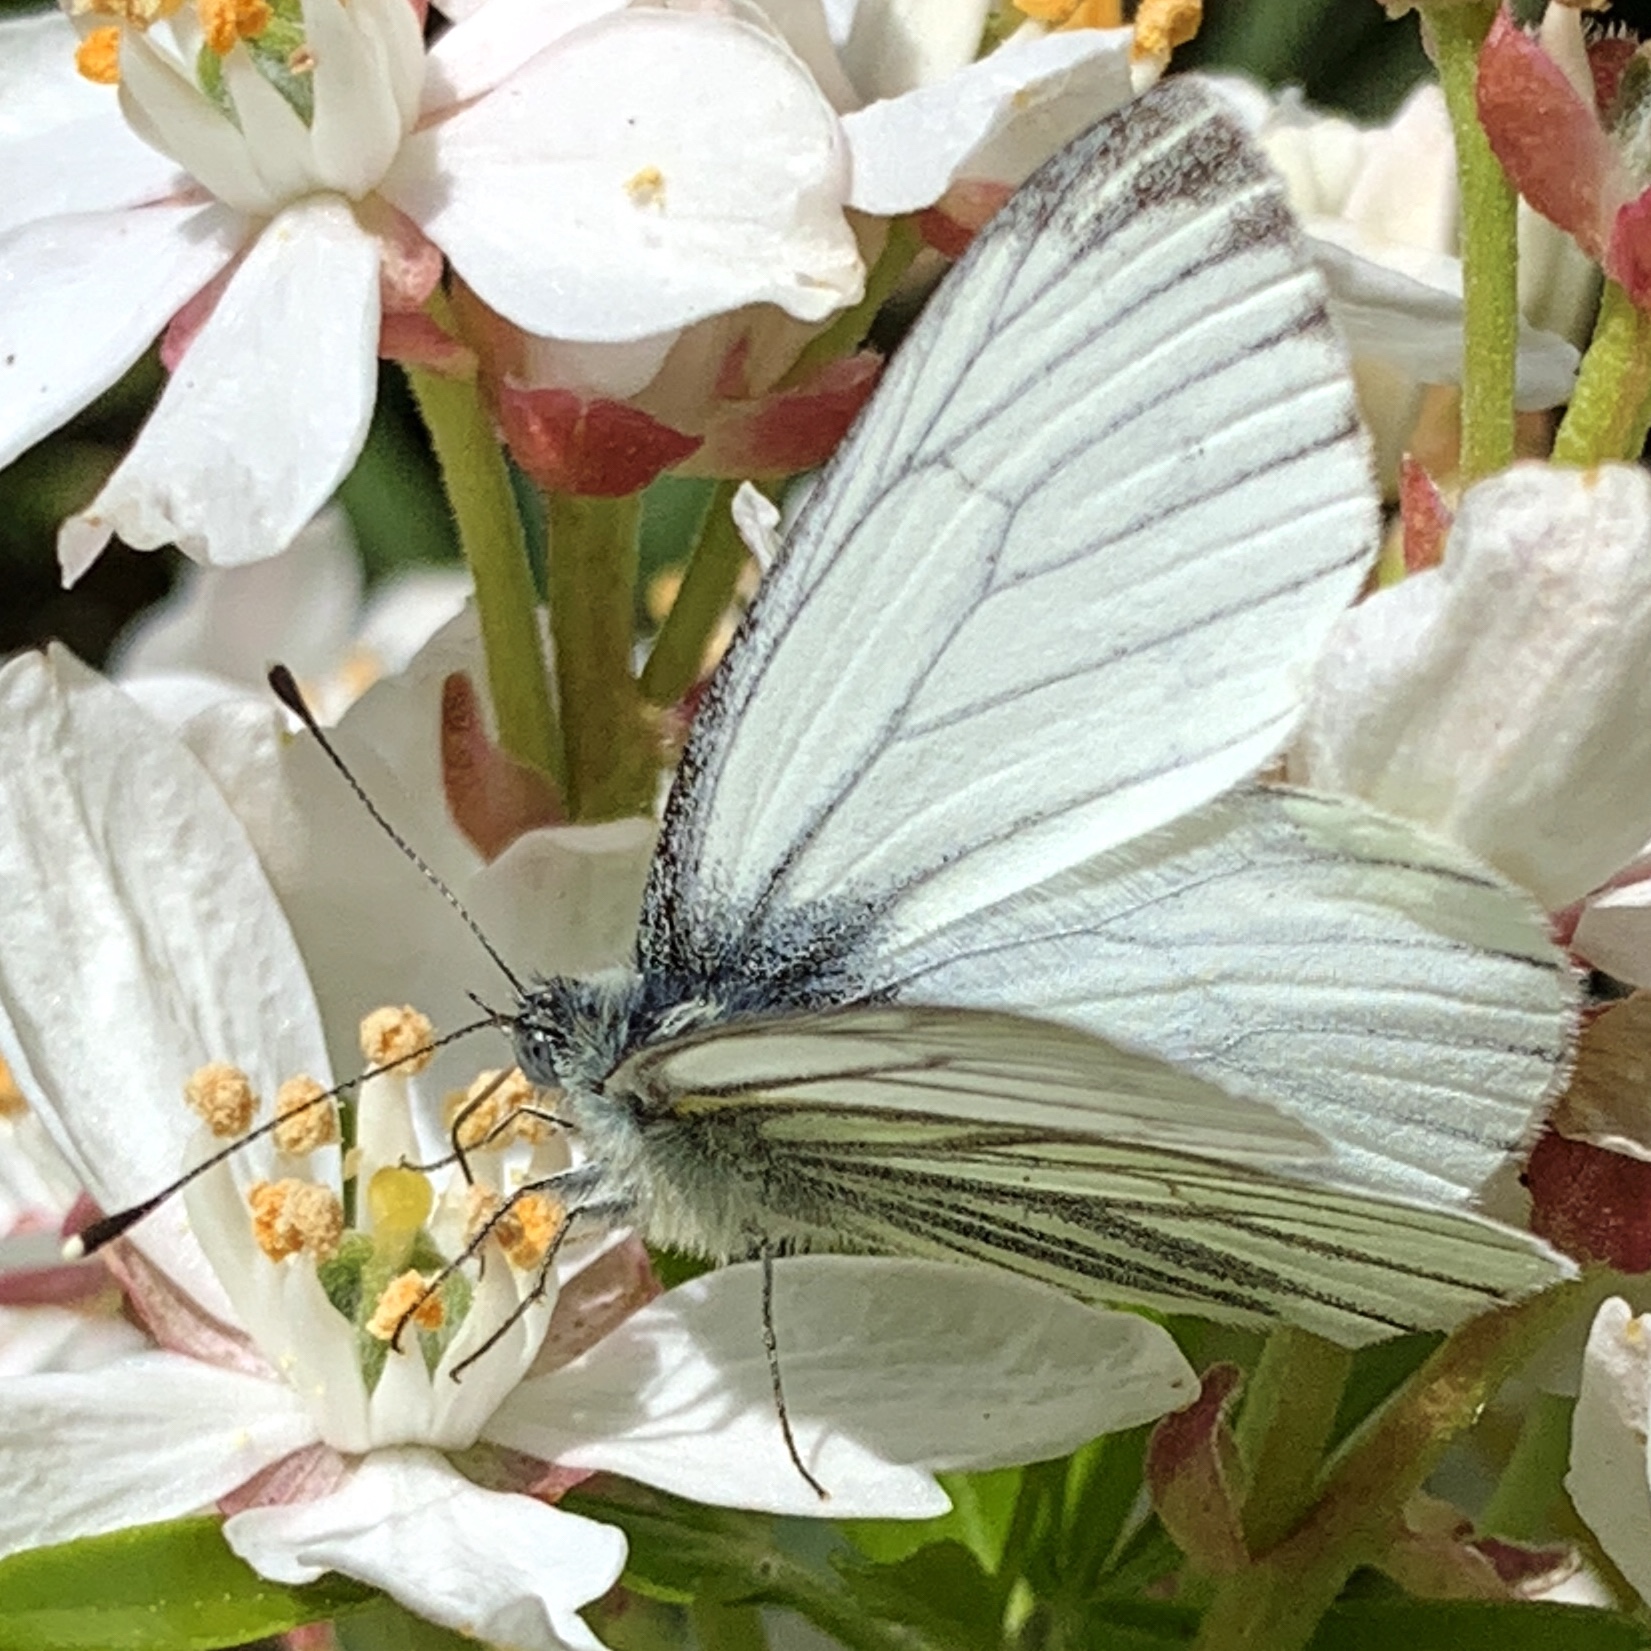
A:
642;78;1379;980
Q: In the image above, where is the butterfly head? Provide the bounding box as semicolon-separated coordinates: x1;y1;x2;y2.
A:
511;968;642;1095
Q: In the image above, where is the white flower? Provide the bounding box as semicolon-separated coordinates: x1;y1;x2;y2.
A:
1568;1297;1651;1605
1213;76;1584;486
0;648;1196;1646
1;0;862;578
1289;463;1651;912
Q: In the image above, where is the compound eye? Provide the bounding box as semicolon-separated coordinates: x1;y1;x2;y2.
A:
513;1025;561;1088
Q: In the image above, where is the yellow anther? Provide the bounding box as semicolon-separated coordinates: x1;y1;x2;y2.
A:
273;1075;339;1155
366;1270;445;1341
74;26;123;83
445;1067;544;1151
625;166;666;209
359;1006;437;1074
1015;0;1121;24
195;0;269;53
248;1178;344;1262
1132;0;1201;58
185;1062;259;1137
366;1164;433;1240
0;1056;26;1120
492;1192;566;1272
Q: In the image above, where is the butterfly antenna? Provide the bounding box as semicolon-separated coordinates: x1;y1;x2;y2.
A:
63;1014;503;1259
267;664;526;999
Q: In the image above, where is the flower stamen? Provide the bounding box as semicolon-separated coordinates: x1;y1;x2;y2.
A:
273;1074;338;1154
248;1177;344;1262
185;1061;259;1136
360;1005;437;1072
366;1269;446;1340
73;26;123;84
196;0;272;55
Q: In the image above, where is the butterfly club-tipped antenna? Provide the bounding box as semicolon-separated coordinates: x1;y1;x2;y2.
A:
265;664;527;1002
63;1016;502;1259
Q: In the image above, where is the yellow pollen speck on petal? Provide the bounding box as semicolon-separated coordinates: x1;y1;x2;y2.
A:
248;1178;344;1262
0;1056;26;1120
195;0;269;53
1132;0;1201;59
359;1005;436;1074
367;1164;433;1239
366;1270;444;1341
273;1075;338;1155
185;1062;259;1137
74;26;123;83
492;1191;566;1272
625;166;667;209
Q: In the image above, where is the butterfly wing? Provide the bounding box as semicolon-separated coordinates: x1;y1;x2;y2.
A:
641;78;1379;979
608;1005;1569;1346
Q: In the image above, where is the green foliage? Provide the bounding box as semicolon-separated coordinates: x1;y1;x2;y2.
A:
0;1517;372;1651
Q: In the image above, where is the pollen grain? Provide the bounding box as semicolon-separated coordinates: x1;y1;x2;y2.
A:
185;1062;259;1137
273;1075;338;1155
359;1005;437;1074
248;1178;345;1262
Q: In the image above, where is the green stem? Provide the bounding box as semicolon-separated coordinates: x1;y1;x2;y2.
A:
1192;1282;1585;1651
1428;2;1519;482
1233;1328;1351;1556
689;1597;769;1651
1480;1388;1573;1540
639;480;749;707
403;352;560;784
753;1550;958;1651
1553;281;1651;465
545;491;657;821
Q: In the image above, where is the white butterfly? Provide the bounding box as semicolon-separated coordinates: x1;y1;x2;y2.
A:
525;81;1571;1344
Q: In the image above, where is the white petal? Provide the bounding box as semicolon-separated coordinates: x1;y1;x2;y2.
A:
843;28;1134;214
732;481;782;574
225;1446;625;1651
60;194;379;578
0;650;331;1320
1306;224;1579;410
385;8;861;339
487;1256;1195;1519
1293;463;1651;909
307;0;424;195
1568;1298;1651;1607
0;1352;315;1561
0;1304;150;1376
420;0;628;114
112;505;364;686
836;0;991;98
0;11;186;238
0;201;244;470
1575;882;1651;988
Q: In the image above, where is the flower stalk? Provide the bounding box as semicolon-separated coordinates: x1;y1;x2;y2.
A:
1428;1;1519;482
1553;280;1651;466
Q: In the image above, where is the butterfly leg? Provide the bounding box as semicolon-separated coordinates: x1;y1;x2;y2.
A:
761;1243;828;1501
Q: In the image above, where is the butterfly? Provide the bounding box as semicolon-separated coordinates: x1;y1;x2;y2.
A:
494;76;1576;1352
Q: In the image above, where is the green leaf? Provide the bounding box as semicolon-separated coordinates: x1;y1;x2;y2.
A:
833;1541;1002;1651
335;1596;480;1651
0;1516;373;1651
1311;1598;1651;1651
838;1465;1022;1571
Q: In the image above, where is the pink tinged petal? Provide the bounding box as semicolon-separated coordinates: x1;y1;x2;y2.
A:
1575;880;1651;986
385;9;862;340
1607;193;1651;311
60;194;380;578
0;649;331;1324
420;0;629;114
1145;1364;1248;1575
224;1446;626;1651
487;1256;1196;1520
218;1442;349;1515
0;1352;315;1561
0;201;245;470
843;28;1134;214
916;178;1014;257
104;1239;272;1376
530;1234;659;1377
0;1304;149;1376
1292;463;1651;908
1478;8;1626;262
1399;455;1451;574
380;311;475;373
1525;1129;1651;1272
440;670;564;861
361;200;444;313
160;259;237;372
118;34;278;217
693;350;882;477
497;385;702;496
1568;1298;1651;1606
306;0;423;198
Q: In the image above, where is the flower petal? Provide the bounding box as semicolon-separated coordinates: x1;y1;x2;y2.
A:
0;1304;149;1376
0;1352;314;1561
225;1446;624;1651
1575;879;1651;987
0;201;244;471
835;0;992;100
0;13;186;237
385;8;861;339
1292;463;1651;908
1568;1297;1651;1606
487;1256;1195;1518
307;0;425;197
420;0;628;114
0;649;331;1319
843;28;1134;214
59;193;379;579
